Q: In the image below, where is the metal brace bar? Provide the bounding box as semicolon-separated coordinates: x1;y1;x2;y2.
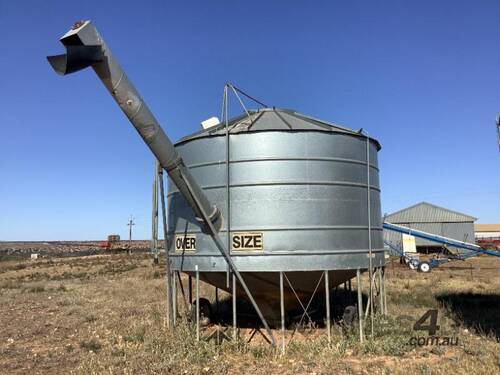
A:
356;269;364;343
280;271;285;353
287;272;324;345
325;271;331;344
195;265;200;341
283;273;314;323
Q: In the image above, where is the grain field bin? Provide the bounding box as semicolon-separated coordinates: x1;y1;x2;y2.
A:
169;108;385;314
47;21;385;327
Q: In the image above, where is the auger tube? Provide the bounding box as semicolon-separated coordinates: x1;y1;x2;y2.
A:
48;20;221;232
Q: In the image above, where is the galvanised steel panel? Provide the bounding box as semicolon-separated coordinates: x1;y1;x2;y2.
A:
171;251;385;272
167;129;383;279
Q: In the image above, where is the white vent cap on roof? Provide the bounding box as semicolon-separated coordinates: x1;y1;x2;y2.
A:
201;116;220;129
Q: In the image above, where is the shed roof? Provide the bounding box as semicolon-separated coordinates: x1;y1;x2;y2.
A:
385;202;477;223
176;108;381;149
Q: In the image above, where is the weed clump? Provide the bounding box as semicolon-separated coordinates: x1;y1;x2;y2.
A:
80;339;102;353
57;284;67;291
123;324;147;343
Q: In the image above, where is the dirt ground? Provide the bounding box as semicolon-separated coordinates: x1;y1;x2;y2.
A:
0;253;499;374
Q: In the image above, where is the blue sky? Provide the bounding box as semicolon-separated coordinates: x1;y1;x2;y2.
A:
1;1;499;240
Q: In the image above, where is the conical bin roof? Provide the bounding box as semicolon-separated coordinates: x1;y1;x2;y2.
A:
176;108;381;150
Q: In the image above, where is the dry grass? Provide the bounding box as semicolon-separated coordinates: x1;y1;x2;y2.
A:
0;254;499;374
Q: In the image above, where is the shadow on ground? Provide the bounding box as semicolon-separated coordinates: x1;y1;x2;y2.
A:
437;292;500;339
198;287;366;330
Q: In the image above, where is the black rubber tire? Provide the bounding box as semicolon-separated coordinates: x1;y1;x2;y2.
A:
190;297;212;325
343;305;357;329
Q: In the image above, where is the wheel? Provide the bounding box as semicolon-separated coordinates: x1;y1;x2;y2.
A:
190;297;212;326
418;262;431;273
408;259;419;270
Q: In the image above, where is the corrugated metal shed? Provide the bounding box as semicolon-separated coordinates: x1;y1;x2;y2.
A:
475;224;500;239
384;202;477;251
385;202;477;223
475;224;500;232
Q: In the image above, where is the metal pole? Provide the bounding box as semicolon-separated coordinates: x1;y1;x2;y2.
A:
188;275;193;305
366;135;374;337
378;267;383;315
151;163;156;256
195;265;200;341
232;273;237;340
152;159;159;264
127;217;135;255
215;287;219;317
159;169;173;328
325;271;331;344
382;267;387;315
154;165;159;263
356;269;364;343
176;271;189;313
280;271;285;353
172;270;177;327
496;114;500;152
224;86;231;291
224;86;230;245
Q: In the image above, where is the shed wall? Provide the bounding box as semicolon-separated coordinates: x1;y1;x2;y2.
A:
384;203;476;252
384;222;475;249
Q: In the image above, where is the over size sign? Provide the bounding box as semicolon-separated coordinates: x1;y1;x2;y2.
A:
175;234;196;252
231;232;263;251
